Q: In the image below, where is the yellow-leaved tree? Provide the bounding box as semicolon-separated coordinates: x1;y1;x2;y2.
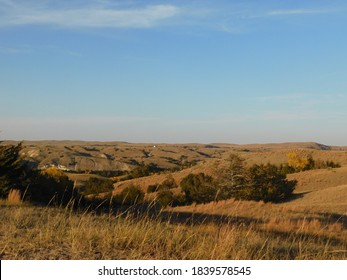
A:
287;150;312;171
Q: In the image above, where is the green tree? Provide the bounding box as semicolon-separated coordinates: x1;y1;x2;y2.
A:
156;190;186;207
159;175;177;190
217;154;248;200
180;173;216;204
0;143;27;198
114;185;145;205
82;177;114;195
0;143;81;205
246;164;296;202
28;167;80;205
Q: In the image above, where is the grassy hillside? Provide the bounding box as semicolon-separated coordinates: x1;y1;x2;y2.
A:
1;141;346;260
0;203;346;260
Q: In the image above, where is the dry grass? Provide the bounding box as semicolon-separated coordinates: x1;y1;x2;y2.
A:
6;189;22;205
288;167;347;193
1;141;347;259
0;203;346;260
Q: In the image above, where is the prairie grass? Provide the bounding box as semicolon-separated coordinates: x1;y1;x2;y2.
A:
6;189;22;205
0;202;346;260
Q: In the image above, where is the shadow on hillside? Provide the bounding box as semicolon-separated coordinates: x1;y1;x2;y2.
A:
157;210;261;226
85;198;347;229
104;203;262;226
313;212;347;229
277;211;347;230
282;191;310;202
251;229;347;259
259;227;347;246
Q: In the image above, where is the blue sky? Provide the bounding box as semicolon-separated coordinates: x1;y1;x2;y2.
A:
1;0;347;145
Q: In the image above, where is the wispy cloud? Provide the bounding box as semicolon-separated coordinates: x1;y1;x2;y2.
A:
0;1;341;33
0;1;181;28
266;9;327;16
245;6;339;20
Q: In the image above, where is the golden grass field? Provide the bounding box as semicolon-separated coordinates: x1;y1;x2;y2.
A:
0;202;346;260
0;141;346;259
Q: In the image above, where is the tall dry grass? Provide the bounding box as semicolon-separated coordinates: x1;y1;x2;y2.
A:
0;203;346;260
6;189;22;205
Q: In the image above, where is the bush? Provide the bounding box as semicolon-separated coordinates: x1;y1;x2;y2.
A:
180;173;217;204
156;190;186;207
27;167;80;205
278;163;296;175
324;160;341;169
245;164;297;203
312;159;340;170
129;163;164;179
114;185;144;205
159;176;177;190
82;177;114;195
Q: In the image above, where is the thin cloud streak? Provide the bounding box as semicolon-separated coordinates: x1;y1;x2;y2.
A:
246;7;339;20
0;1;342;33
0;2;180;28
267;9;327;16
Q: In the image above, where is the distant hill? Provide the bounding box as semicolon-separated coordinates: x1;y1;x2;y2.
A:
1;140;346;172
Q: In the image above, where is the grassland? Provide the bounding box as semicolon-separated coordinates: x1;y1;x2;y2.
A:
0;203;346;260
1;141;346;259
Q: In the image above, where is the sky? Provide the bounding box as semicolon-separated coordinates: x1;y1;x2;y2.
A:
0;0;347;145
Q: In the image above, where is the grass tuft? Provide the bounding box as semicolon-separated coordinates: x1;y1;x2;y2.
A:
6;189;22;205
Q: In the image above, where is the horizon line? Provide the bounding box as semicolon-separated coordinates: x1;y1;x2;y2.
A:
1;139;345;147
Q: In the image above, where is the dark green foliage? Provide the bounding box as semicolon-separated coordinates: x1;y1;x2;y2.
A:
325;160;341;168
314;160;341;169
180;173;217;204
28;170;80;205
128;163;164;179
159;176;177;190
0;143;28;198
90;170;126;177
156;190;175;207
303;156;315;171
156;189;186;207
114;185;145;205
0;142;81;205
81;177;114;195
278;163;296;175
245;164;297;203
215;154;296;203
129;165;151;178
